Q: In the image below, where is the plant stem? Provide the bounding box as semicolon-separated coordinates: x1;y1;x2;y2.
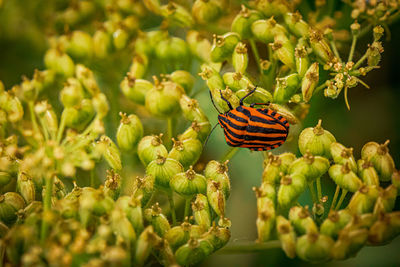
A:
90;168;95;188
217;240;281;254
249;39;262;73
166;117;174;149
316;177;322;201
348;34;358;63
330;40;342;62
221;147;239;162
167;191;177;226
184;198;191;219
28;101;40;134
335;189;348;210
40;175;54;243
314;83;327;95
353;52;368;69
56;111;67;144
330;185;340;211
308;182;317;203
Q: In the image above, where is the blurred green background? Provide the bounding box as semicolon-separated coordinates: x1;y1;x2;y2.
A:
0;0;399;266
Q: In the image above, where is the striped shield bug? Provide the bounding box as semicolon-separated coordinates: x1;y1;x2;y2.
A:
209;86;289;151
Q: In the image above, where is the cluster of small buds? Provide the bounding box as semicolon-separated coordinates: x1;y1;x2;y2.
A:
255;119;399;262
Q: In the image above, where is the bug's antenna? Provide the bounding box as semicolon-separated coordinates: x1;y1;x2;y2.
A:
202;122;220;151
219;90;233;110
209;91;222;114
240;85;258;105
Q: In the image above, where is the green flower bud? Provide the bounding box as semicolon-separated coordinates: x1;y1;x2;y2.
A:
44;48;75;77
231;5;262;39
288;152;330;183
93;29;113;58
192;194;212;230
165;220;191;251
210;32;241;62
103;170;121;200
368;212;400;245
1;90;24;123
254;182;276;207
357;159;380;186
309;29;334;63
348;185;380;214
298;119;336;158
111;208;136;243
301;62;319;102
62;31;93;60
367;42;383;67
262;154;284;185
331;228;368;260
92;93;109;118
278;174;307;209
270;34;295;69
20;76;37;102
296;233;334;263
331;142;357;172
207;180;225;216
0;221;9;237
116;112;143;152
60;78;84;107
251;0;289;17
222;72;253;92
276;215;296;258
132;175;155;207
16;172;35;204
32;69;56;93
186;30;213;63
361;140;395;182
121;74;153;105
175;238;213;266
320;209;352;239
75;64;100;96
283;12;310;38
202;225;231;250
135;30;167;56
273;73;301;104
145;78;184;118
251;18;287;43
0;192;25;225
204;160;231;198
160;2;193;28
116;196;144;234
236;86;272;105
213;87;240;112
179;95;208;123
179;121;211;142
391;170;400;193
99;136;122;170
155;37;190;69
138;134;168;166
128;54;148;79
295;38;311;78
34;101;58;139
373;25;384;41
257;208;276;242
329;163;362;193
144;203;171;237
170;70;195;95
192;0;222;25
232;42;249;73
113;27;130;51
373;185;397;216
289;206;318;235
0;171;12;187
146;155;184;190
199;64;224;92
134;226;161;266
170;138;203;168
170;167;207;197
190;224;206;239
64;99;95;131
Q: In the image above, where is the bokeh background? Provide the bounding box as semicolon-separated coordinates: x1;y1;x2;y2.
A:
0;0;399;266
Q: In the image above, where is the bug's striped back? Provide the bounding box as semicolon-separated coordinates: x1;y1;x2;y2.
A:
218;105;289;151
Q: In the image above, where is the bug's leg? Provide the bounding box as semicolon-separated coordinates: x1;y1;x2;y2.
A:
240;85;258;105
209;91;222;114
250;101;271;108
219;90;233;110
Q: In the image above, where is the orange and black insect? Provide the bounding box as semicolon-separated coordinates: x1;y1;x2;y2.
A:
210;86;289;151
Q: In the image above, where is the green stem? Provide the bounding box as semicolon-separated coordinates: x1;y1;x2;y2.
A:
330;185;340;211
217;240;281;254
184;198;191;220
316;177;322;201
308;182;317;204
40;175;54;243
28;101;40;135
90;168;95;188
221;147;239;162
348;34;358;63
335;189;348;210
166;117;174;149
314;83;327;95
353;52;368;69
56;111;67;144
38;117;49;141
330;40;342;62
167;191;177;226
249;39;262;73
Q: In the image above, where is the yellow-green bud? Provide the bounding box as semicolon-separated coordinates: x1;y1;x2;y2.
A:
0;192;25;225
331;142;357;172
116;196;144;234
231;5;262;39
144;203;171;237
63;99;95;131
146;155;184;190
135;30;167;56
192;0;222;25
271;34;296;69
236;86;272;105
110;208;137;243
256;208;276;242
251;18;287;43
373;185;397;216
288;152;330;183
329;163;362;192
60;78;84;107
129;54;148;79
357;159;380;186
367;42;383;67
283;12;310;38
35;101;58;140
175;238;213;266
207;180;225;216
278;173;307;209
160;2;193;28
155;36;190;69
16;172;35;204
301;62;319;102
62;31;93;60
179;121;211;142
254;182;276;207
210;32;241;62
135;226;161;266
251;0;289;17
169;138;202;169
320;209;353;239
296;233;334;263
276;215;296;258
331;228;368;260
20;77;37;102
204;160;231;198
347;185;380;214
112;27;130;51
120;74;153;105
75;64;99;96
93;29;113;58
298;119;336;158
309;29;334;63
288;206;318;235
392;171;400;193
170;70;195;95
44;48;75;77
232;42;249;73
0;171;12;187
132;175;155;207
295;38;311;78
222;72;253;92
186;30;213;63
179;95;208;123
145;78;184;118
202;225;231;250
273;73;301;104
99;136;122;171
170;167;207;197
116;112;143;152
137;134;168;166
199;64;224;92
103;170;121;200
373;25;384;41
262;154;284;185
92;93;109;118
361;140;395;182
192;194;212;230
368;212;400;245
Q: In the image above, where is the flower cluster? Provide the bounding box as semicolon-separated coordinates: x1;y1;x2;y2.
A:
255;120;399;262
